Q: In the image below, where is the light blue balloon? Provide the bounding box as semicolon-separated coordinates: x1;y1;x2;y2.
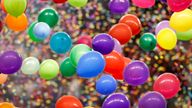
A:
96;75;117;95
77;51;105;78
50;32;72;54
33;22;51;40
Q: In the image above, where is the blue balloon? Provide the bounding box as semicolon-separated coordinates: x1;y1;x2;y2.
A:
50;32;72;54
77;51;105;78
96;75;117;95
33;22;51;40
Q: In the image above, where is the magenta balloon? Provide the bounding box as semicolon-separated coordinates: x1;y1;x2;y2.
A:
77;36;92;47
113;38;122;53
167;0;191;12
132;0;155;8
155;20;174;35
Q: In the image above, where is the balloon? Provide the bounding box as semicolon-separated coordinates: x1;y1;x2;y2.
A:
176;29;192;41
92;33;115;55
21;57;40;75
50;32;72;54
104;51;125;79
155;20;174;35
170;9;192;32
38;8;59;28
0;20;3;32
28;22;42;42
113;38;122;53
138;91;167;108
160;0;166;3
109;23;132;45
124;57;131;66
132;0;155;8
70;44;91;67
123;61;150;86
53;0;67;3
1;0;6;13
68;0;88;7
77;51;105;78
167;0;191;12
60;57;76;77
5;14;28;31
4;0;27;17
56;95;83;108
109;0;130;14
33;22;51;40
153;73;180;99
96;75;117;95
77;36;92;47
0;102;15;108
0;51;22;74
119;14;142;35
157;28;177;50
39;59;59;80
0;74;8;84
139;33;157;51
102;93;130;108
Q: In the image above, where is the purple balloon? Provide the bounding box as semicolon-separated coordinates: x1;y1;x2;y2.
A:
155;20;173;35
92;33;115;55
109;0;130;14
139;91;167;108
0;51;22;74
160;0;166;3
123;61;149;86
113;38;122;53
102;93;130;108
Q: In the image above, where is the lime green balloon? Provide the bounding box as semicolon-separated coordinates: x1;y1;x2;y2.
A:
176;29;192;41
39;59;59;80
70;44;91;67
60;57;76;77
4;0;27;17
28;22;42;42
68;0;88;7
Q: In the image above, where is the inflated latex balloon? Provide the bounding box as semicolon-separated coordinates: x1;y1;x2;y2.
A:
155;20;173;35
77;36;92;47
38;8;59;28
102;93;130;108
0;51;22;74
28;22;42;42
68;0;88;7
70;44;91;67
167;0;191;12
113;38;122;53
92;33;115;55
0;102;15;108
21;57;40;75
77;51;105;78
0;74;8;84
139;33;157;51
157;28;177;50
123;61;150;86
170;9;192;32
96;75;117;95
39;59;59;80
109;23;132;45
160;0;166;3
139;91;167;108
153;73;180;99
60;57;76;77
132;0;155;8
53;0;67;3
50;32;72;54
124;57;131;66
109;0;130;14
5;14;28;31
33;22;51;40
56;95;83;108
4;0;27;17
119;14;142;35
176;29;192;41
0;20;3;32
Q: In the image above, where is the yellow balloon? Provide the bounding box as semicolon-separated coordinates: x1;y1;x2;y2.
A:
157;28;177;50
0;74;8;84
0;102;15;108
170;9;192;32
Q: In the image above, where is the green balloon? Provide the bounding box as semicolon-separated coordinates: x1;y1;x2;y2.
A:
176;29;192;41
38;8;59;28
39;59;59;80
68;0;88;7
60;57;76;77
139;33;157;51
28;22;42;42
70;44;91;67
4;0;27;17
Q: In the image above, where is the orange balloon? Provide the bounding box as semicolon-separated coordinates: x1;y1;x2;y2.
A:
0;74;8;84
56;96;83;108
0;102;15;108
1;0;6;13
5;14;28;31
109;23;132;45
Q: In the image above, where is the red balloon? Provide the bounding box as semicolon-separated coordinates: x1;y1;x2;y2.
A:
167;0;191;12
77;36;92;47
56;96;83;108
53;0;67;3
0;20;3;32
153;73;180;99
109;23;132;45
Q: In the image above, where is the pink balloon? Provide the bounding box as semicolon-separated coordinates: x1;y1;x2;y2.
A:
167;0;191;12
77;36;92;47
155;20;175;35
113;38;122;53
132;0;155;8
